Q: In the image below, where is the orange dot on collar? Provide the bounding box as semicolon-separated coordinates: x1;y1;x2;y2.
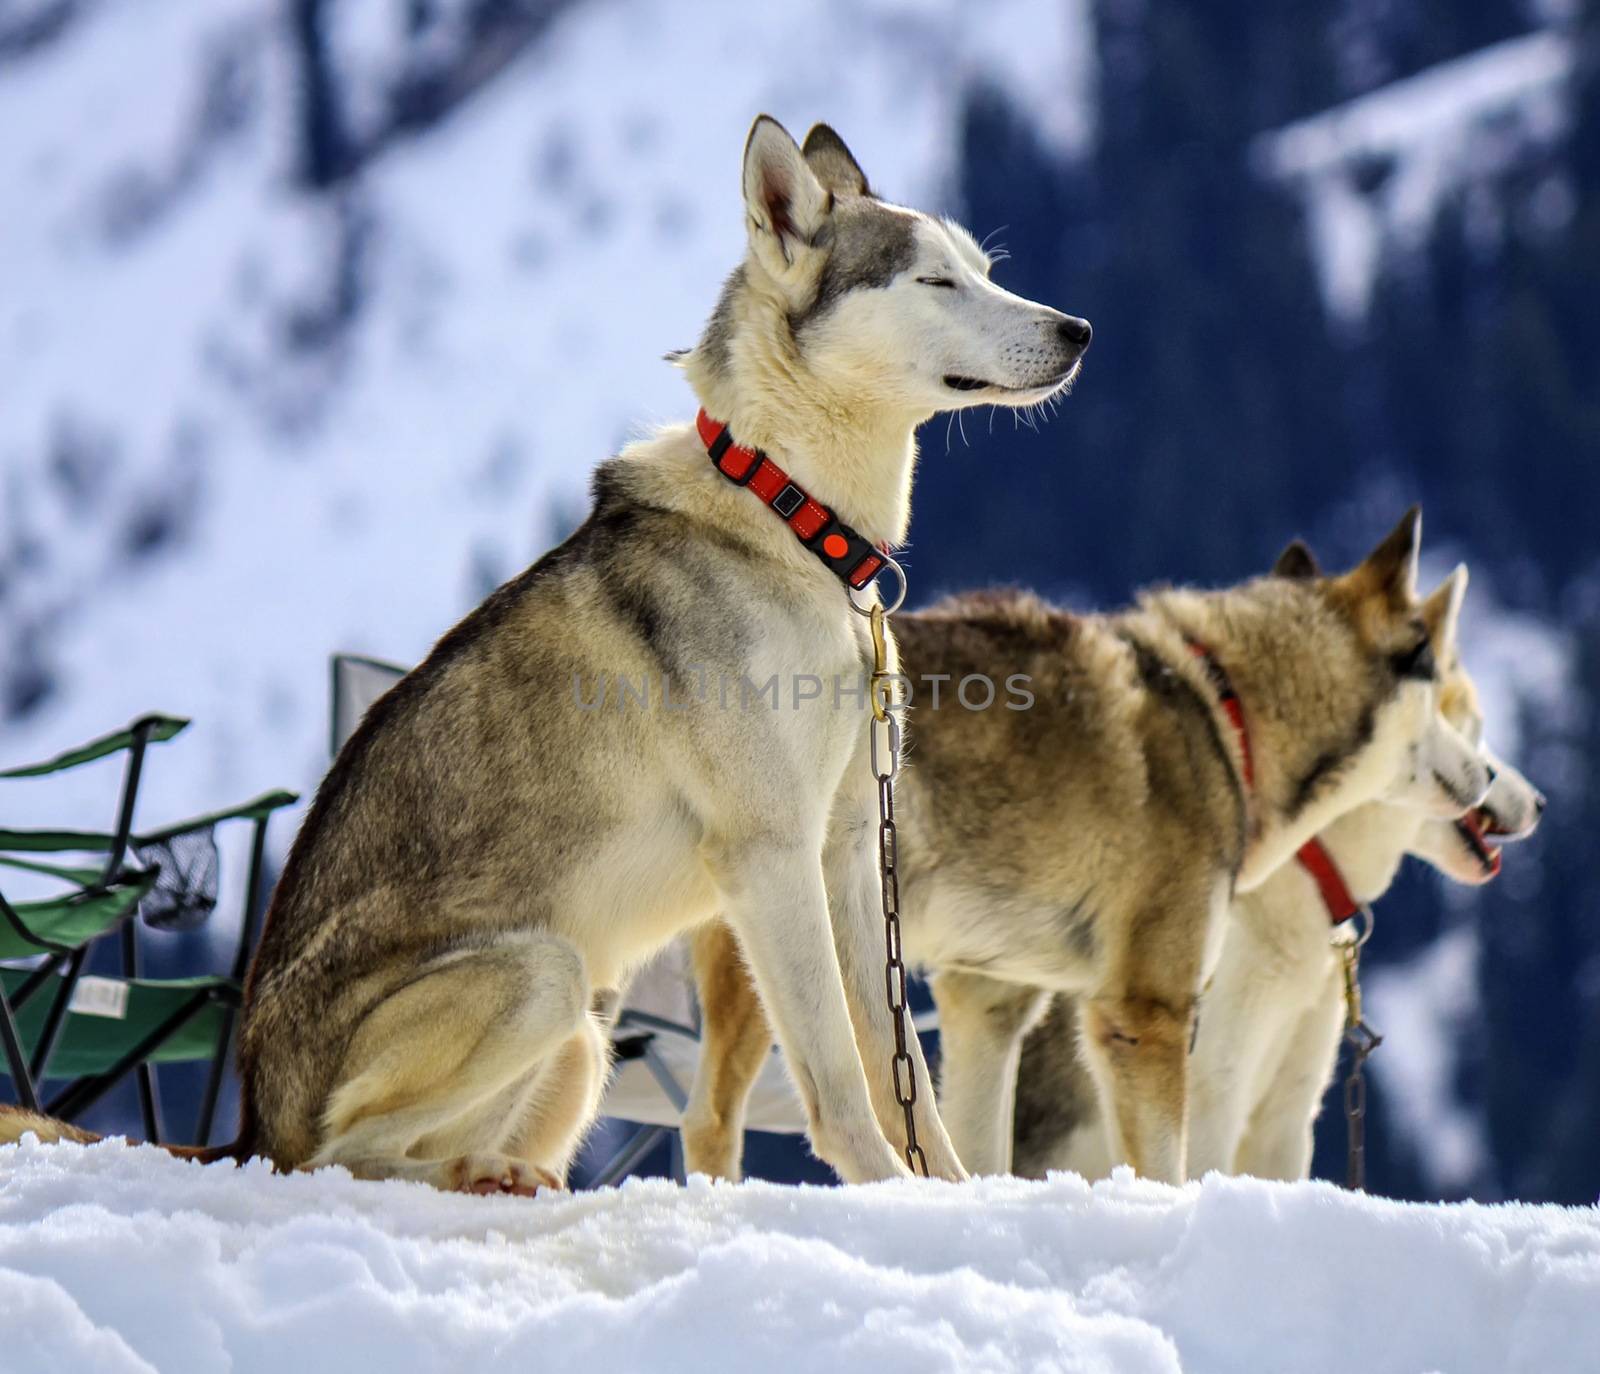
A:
822;533;849;559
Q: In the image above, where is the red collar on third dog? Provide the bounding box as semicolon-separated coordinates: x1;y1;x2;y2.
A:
696;408;888;592
1294;837;1363;924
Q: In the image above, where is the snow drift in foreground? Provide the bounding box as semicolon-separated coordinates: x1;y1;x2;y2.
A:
1;1139;1596;1373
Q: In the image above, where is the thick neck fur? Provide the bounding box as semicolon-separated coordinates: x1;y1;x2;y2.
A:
1306;801;1421;906
1131;579;1400;890
680;264;922;550
1239;801;1421;960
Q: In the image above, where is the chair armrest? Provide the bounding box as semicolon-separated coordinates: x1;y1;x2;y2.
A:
0;791;301;857
0;715;189;778
137;790;301;843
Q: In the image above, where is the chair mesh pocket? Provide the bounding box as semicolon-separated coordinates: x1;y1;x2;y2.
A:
134;826;220;931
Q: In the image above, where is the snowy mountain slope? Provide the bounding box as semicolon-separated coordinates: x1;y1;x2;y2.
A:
3;1137;1598;1374
1;0;1093;873
1255;26;1577;322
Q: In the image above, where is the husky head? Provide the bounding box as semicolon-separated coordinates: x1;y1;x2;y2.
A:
1315;566;1545;891
1303;509;1494;824
1202;508;1493;888
1410;751;1546;885
1401;570;1546;883
682;116;1090;444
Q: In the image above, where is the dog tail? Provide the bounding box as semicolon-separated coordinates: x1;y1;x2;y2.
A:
0;1107;101;1147
0;1104;246;1164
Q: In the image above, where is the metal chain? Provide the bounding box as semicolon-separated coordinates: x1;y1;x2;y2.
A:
868;601;927;1176
1334;909;1383;1191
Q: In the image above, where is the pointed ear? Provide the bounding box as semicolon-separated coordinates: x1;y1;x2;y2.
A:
1354;505;1422;603
1272;539;1321;581
1422;564;1469;666
802;123;870;197
742;115;833;281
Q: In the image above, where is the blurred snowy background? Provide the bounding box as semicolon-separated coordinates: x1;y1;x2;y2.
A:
1;0;1594;1203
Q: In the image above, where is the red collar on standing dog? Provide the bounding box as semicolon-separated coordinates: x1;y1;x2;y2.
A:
696;409;888;592
1185;639;1361;924
1186;639;1256;789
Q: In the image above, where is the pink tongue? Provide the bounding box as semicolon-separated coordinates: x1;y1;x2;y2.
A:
1462;811;1502;876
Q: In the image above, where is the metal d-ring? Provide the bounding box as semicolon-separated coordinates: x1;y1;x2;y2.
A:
1330;904;1376;951
848;552;908;618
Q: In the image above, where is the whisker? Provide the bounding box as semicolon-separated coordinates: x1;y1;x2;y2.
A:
979;224;1010;255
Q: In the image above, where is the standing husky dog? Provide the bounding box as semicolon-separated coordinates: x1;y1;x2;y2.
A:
1009;558;1544;1182
681;511;1492;1184
0;118;1091;1189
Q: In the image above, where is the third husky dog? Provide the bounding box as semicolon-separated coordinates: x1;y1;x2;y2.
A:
1;117;1090;1188
1007;557;1544;1182
682;511;1492;1184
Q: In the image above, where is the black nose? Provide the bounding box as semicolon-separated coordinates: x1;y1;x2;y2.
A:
1057;315;1092;350
1534;790;1548;816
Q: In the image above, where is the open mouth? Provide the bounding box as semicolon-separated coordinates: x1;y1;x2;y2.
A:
1455;808;1503;879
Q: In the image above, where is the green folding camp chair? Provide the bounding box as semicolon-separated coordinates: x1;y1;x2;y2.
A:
0;714;297;1144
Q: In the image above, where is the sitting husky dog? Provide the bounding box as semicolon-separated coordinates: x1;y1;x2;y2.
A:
228;118;1087;1192
233;118;1088;1190
1;118;1089;1189
681;510;1492;1184
1007;556;1543;1183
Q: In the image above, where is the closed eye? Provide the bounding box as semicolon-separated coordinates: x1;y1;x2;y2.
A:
916;276;957;289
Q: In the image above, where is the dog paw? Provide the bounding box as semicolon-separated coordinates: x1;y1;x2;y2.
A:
443;1154;561;1197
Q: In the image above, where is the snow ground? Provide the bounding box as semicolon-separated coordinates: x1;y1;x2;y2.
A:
2;1138;1597;1374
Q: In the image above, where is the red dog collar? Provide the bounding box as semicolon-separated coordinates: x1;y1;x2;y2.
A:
1186;640;1255;790
696;409;886;591
1186;639;1361;926
1184;643;1356;921
1294;837;1362;925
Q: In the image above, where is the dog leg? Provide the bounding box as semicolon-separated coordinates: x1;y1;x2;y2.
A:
931;970;1048;1175
1186;941;1313;1178
823;780;968;1182
307;931;593;1188
1234;977;1345;1180
706;839;909;1183
503;1013;611;1188
681;921;773;1180
1185;976;1274;1178
1079;992;1196;1185
1009;995;1118;1180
